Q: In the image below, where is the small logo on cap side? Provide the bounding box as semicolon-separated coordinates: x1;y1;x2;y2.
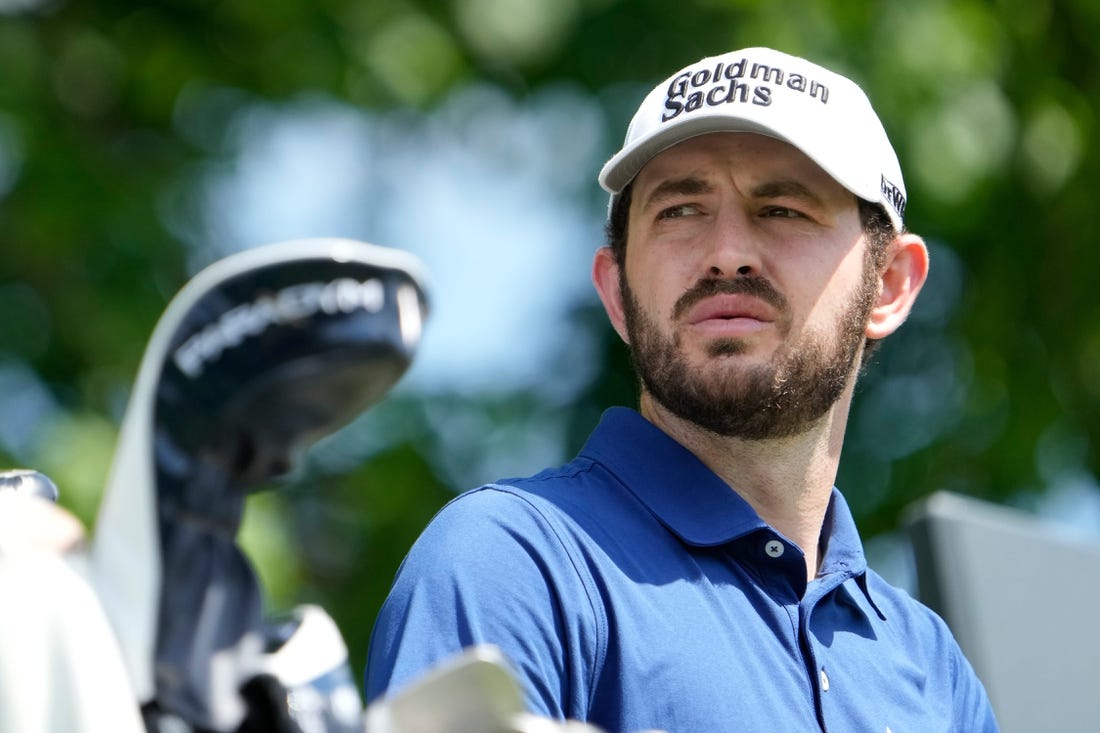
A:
880;175;906;221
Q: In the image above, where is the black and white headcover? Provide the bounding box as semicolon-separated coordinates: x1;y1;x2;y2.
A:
89;238;429;731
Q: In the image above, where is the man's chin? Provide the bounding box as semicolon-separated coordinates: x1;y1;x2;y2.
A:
688;329;785;359
689;343;783;380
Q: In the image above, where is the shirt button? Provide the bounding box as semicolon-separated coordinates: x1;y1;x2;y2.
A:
764;539;785;558
820;668;829;691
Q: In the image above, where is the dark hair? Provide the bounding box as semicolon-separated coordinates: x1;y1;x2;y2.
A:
858;198;895;272
605;186;633;270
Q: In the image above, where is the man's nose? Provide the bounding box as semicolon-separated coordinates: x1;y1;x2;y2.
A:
705;206;761;279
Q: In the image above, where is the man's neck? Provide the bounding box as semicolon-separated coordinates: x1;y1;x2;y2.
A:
640;392;852;580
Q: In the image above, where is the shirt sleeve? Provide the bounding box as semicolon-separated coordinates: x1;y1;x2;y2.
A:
364;485;601;720
918;598;1001;732
949;637;1001;732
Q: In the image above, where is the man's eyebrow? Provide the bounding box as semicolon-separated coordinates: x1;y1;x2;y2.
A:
639;176;714;211
750;179;825;205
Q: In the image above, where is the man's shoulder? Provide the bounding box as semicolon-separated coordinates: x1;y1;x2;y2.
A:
462;454;621;517
411;458;609;550
495;453;608;492
407;452;650;580
861;568;962;649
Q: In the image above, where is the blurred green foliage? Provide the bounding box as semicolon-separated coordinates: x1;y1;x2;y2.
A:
1;0;1098;688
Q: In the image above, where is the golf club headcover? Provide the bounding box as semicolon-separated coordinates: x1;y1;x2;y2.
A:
363;645;527;733
363;645;612;733
90;238;428;731
0;468;61;502
239;604;364;733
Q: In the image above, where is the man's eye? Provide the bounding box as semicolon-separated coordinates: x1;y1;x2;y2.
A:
761;206;805;219
657;203;700;220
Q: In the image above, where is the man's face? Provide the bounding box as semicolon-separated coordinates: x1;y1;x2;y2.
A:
616;132;880;439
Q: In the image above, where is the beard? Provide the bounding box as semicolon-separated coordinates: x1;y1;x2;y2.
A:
621;265;878;440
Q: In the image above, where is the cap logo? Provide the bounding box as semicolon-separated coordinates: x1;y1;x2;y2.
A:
661;56;830;123
880;175;907;220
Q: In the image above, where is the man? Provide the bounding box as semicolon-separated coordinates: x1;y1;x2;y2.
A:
366;47;999;733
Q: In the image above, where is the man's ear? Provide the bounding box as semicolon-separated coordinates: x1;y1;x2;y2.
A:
592;246;631;344
866;232;930;340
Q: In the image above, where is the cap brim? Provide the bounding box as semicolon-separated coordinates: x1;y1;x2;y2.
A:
600;116;787;194
597;112;902;233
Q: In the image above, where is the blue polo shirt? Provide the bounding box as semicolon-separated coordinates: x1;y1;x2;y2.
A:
366;408;998;732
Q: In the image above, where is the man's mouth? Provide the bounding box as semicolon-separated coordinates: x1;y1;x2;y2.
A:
687;295;772;323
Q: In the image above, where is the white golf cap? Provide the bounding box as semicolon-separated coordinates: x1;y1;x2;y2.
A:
599;47;907;231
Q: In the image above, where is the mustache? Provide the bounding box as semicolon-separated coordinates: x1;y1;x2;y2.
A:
672;276;789;321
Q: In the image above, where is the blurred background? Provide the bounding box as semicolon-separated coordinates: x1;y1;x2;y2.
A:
2;0;1100;689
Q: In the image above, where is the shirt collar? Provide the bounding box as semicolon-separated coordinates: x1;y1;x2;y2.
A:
817;488;868;577
580;407;769;546
580;408;870;580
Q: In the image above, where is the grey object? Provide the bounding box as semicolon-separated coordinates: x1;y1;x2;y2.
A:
906;491;1100;732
